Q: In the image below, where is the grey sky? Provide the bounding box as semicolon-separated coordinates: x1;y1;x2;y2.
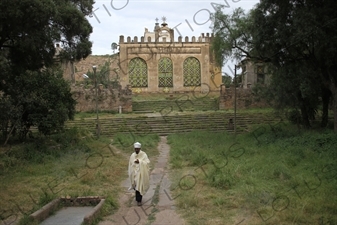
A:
87;0;260;75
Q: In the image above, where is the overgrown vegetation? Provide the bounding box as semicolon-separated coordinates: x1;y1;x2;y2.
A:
112;132;160;170
168;125;337;225
0;0;95;144
1;109;335;225
0;127;160;225
211;0;337;130
0;67;76;143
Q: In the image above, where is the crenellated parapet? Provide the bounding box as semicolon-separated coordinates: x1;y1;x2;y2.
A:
119;33;214;44
117;17;222;94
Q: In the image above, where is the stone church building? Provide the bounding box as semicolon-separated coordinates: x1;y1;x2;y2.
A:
58;18;269;93
118;18;222;94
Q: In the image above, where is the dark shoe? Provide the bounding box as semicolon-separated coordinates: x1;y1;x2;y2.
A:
137;202;142;206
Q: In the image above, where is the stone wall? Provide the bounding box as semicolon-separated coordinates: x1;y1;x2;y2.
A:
62;55;118;83
219;85;268;110
71;82;268;113
118;33;222;94
71;84;132;113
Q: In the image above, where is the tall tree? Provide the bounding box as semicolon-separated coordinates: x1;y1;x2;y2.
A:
0;0;94;142
0;0;93;71
249;0;337;129
212;1;337;130
1;67;76;142
211;7;254;66
222;73;232;88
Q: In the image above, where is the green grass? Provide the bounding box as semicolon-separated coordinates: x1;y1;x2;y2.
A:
0;128;160;225
1;110;336;225
167;125;337;225
111;132;160;170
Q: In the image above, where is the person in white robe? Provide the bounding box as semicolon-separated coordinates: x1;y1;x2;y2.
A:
128;142;150;206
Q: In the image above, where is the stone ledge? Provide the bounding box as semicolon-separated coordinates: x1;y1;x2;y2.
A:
29;198;61;222
62;196;104;207
83;199;106;225
29;196;105;225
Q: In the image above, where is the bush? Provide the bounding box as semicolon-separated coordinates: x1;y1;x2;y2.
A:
287;109;302;125
0;128;93;166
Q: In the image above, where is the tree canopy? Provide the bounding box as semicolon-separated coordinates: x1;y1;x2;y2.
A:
1;68;76;140
0;0;94;142
0;0;93;70
211;0;337;130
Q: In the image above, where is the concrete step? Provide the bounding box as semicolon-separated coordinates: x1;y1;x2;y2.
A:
132;99;219;112
64;111;281;136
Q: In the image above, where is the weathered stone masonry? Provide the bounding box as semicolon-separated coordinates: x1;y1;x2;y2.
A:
71;84;132;113
118;19;222;94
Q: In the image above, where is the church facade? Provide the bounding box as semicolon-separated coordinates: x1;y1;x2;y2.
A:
58;18;268;93
118;18;222;94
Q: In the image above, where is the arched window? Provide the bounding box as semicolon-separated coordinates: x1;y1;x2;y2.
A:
183;57;201;87
158;57;173;87
128;57;148;87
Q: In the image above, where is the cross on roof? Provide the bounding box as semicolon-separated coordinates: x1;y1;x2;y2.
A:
162;16;167;23
155;18;159;23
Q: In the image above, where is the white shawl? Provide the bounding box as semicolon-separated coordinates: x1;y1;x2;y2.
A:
128;150;150;196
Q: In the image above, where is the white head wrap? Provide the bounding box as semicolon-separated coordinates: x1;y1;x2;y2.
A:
134;142;141;148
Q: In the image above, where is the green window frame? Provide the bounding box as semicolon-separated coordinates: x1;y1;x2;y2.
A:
158;57;173;87
128;57;148;87
183;57;201;87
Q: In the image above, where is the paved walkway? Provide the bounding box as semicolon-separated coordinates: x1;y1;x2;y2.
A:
98;136;185;225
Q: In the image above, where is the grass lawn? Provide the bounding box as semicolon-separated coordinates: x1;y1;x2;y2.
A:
0;128;160;225
1;111;336;225
167;124;337;225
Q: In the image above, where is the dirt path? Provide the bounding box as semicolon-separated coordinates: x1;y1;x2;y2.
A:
98;136;185;225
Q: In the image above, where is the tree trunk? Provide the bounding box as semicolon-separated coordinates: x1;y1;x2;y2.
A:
331;85;337;132
297;92;311;128
327;65;337;132
321;87;331;128
320;65;337;132
300;105;311;128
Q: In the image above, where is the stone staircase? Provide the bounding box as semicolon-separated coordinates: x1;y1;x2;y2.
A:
66;111;282;137
132;98;219;113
